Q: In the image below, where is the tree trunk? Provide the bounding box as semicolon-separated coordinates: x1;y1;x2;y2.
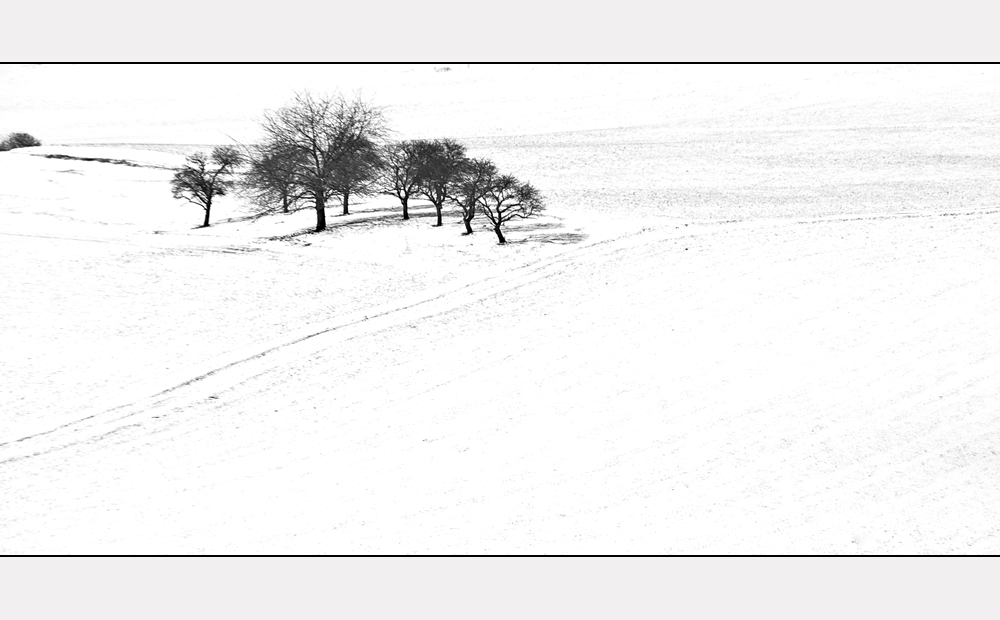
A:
463;213;474;235
342;189;350;216
202;197;212;228
434;203;443;227
402;196;409;220
315;194;327;232
282;194;289;214
494;225;506;244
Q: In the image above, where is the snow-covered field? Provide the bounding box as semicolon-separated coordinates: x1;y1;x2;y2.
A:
1;65;999;553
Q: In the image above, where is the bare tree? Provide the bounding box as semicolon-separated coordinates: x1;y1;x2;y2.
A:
449;157;497;235
379;140;425;220
241;142;305;215
331;137;383;216
415;138;467;227
478;175;545;244
170;146;244;228
258;91;389;232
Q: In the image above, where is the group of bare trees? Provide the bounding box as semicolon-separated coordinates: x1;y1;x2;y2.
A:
170;92;543;244
250;92;388;231
380;140;543;243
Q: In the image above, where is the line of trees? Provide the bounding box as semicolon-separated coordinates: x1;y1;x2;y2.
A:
379;136;545;243
170;91;544;244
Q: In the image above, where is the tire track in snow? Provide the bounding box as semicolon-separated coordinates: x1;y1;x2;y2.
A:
0;221;696;460
5;207;996;461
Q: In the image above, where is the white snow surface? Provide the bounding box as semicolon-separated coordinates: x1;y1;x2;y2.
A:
1;65;1000;553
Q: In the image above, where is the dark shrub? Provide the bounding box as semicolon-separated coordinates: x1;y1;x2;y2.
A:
0;132;42;151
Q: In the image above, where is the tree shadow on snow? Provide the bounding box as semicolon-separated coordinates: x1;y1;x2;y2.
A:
507;230;590;245
331;207;458;232
502;219;590;245
513;220;565;232
263;206;457;242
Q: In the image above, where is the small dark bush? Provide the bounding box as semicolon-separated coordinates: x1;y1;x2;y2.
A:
0;132;42;151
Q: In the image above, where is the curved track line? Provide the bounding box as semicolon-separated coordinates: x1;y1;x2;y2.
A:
9;208;994;460
0;222;677;460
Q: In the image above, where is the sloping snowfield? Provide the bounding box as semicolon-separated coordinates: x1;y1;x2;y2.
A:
1;65;999;553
